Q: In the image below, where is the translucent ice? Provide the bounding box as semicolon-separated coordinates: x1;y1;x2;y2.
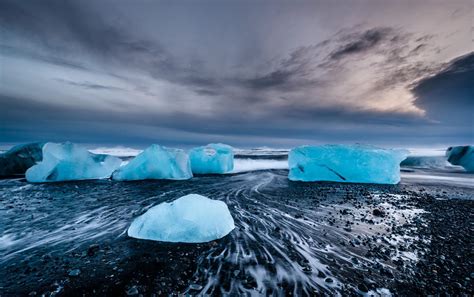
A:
25;142;122;182
446;146;474;172
189;143;234;174
288;145;408;184
112;144;192;181
0;142;44;177
127;194;235;243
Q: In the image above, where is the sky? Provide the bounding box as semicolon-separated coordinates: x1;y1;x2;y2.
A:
0;0;473;149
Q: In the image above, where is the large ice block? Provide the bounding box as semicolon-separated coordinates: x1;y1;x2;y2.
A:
25;142;122;182
288;145;408;184
189;143;234;174
112;144;192;181
446;146;474;172
0;142;44;177
127;194;235;243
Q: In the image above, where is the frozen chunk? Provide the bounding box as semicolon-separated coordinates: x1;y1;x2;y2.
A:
128;194;235;243
288;145;408;184
446;146;474;172
400;156;448;168
0;142;44;177
25;142;122;182
190;143;234;174
112;144;192;181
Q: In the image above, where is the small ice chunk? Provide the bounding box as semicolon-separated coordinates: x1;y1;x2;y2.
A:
128;194;235;243
288;144;408;184
446;146;474;172
0;142;44;177
189;143;234;174
26;142;122;183
112;144;192;181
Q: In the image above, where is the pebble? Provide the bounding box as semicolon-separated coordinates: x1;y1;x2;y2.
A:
189;284;203;290
358;283;369;292
126;286;139;296
68;269;81;277
372;209;385;217
325;277;333;283
87;244;100;256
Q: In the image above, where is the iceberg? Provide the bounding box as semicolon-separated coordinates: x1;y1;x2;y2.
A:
400;156;448;168
446;146;474;172
128;194;235;243
190;143;234;174
25;142;122;182
0;142;44;177
288;145;408;184
112;144;192;181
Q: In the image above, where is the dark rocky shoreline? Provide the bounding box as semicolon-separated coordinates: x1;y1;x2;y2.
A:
0;171;472;296
393;190;473;296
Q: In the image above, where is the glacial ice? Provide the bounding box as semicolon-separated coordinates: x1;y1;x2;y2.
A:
127;194;235;243
446;145;474;172
112;144;192;181
288;145;408;184
400;156;448;168
25;142;122;182
189;143;234;174
0;142;44;177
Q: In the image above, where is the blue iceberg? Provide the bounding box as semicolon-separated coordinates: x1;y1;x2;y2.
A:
288;145;408;184
0;142;44;177
128;194;235;243
446;146;474;172
25;142;122;183
112;144;192;181
189;143;234;174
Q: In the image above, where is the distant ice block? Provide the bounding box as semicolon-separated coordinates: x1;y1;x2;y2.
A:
288;145;408;184
112;144;192;181
128;194;235;243
190;143;234;174
400;156;448;168
25;142;122;182
446;146;474;172
0;142;44;177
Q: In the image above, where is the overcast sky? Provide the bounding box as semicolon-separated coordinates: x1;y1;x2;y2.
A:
0;0;472;148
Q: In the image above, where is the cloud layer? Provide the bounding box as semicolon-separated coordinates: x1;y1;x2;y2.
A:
0;0;472;147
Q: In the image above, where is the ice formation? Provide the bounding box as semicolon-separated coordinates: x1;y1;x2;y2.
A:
288;145;408;184
189;143;234;174
446;146;474;172
400;156;448;168
127;194;235;243
25;142;122;182
112;144;192;181
0;142;44;177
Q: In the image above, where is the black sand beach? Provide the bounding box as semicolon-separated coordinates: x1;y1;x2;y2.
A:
1;167;472;296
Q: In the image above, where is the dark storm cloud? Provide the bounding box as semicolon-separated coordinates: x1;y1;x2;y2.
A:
233;27;437;101
0;0;472;147
413;52;474;128
0;0;438;95
329;27;393;60
0;0;212;89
